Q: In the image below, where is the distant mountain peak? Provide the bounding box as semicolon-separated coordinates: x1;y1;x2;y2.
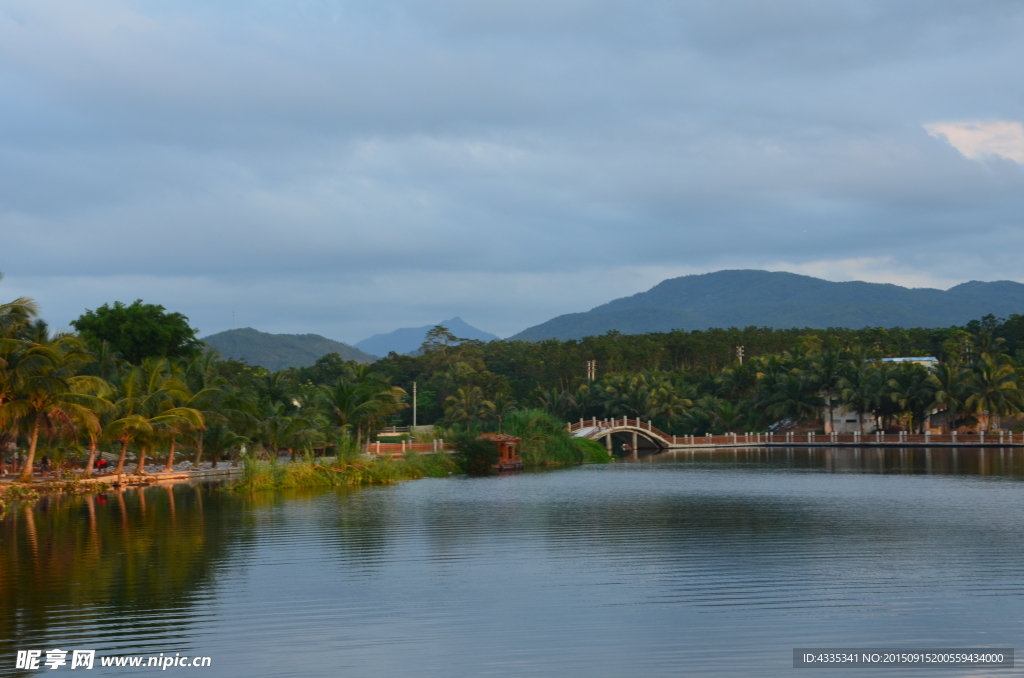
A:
355;317;498;356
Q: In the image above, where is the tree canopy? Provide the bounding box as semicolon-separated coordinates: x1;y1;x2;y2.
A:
71;300;203;364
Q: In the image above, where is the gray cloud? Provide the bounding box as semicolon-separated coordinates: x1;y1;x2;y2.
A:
1;0;1023;341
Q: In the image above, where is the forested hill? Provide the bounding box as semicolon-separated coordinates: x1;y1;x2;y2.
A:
510;270;1024;341
202;328;377;371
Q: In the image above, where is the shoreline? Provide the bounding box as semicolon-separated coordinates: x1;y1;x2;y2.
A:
0;464;244;500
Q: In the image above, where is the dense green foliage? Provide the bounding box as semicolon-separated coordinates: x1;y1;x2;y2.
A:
201;327;376;371
512;270;1024;340
5;290;1024;488
72;300;203;363
1;297;406;482
369;317;1024;436
447;409;609;474
451;432;498;476
370;322;961;424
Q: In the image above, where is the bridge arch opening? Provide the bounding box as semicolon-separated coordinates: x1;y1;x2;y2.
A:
605;430;665;459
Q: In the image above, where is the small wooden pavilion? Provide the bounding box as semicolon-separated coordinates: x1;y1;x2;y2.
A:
478;433;523;471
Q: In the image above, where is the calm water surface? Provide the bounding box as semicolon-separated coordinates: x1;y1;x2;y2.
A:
3;447;1024;677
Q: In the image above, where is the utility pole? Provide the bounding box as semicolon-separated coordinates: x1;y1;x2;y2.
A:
585;360;597;381
412;381;417;428
736;346;744;365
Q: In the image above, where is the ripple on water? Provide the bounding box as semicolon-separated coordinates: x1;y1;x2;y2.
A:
2;451;1024;677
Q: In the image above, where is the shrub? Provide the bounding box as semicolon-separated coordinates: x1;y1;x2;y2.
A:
451;431;497;476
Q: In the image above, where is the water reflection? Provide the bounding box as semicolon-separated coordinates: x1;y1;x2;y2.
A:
645;445;1024;476
1;486;238;662
2;451;1023;677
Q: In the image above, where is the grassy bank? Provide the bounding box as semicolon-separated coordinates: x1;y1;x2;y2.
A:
230;452;460;492
232;412;612;490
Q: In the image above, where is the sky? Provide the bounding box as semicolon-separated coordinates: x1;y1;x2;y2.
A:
2;0;1023;343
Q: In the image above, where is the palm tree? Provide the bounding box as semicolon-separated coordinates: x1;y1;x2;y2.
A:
257;402;301;459
0;291;39;338
564;383;597;419
73;376;115;476
763;373;821;425
535;387;570;418
445;386;493;427
966;354;1021;431
838;359;881;432
149;406;203;472
484;392;517;432
104;358;201;474
161;354;230;471
709;399;747;433
929;362;971;432
106;414;152;475
601;372;662;421
317;366;406;448
887;361;936;433
810;350;844;433
202;424;250;467
0;335;104;482
715;364;756;402
651;380;693;428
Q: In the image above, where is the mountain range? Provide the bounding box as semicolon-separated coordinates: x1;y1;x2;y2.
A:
354;316;499;356
510;270;1024;341
201;270;1024;370
202;328;377;371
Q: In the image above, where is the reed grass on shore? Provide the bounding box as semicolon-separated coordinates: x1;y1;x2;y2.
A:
230;452;461;493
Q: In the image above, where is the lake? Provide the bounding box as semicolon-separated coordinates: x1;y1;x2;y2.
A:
3;447;1023;677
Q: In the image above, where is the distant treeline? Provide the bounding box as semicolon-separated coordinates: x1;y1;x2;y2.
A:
6;287;1024;486
285;314;1024;428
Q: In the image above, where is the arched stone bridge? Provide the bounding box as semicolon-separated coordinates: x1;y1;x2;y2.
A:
568;418;769;454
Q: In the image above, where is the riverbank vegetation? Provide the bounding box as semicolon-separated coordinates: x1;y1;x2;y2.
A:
3;284;1024;490
231;452;460;492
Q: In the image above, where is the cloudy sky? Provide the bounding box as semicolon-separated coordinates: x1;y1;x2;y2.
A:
2;0;1023;342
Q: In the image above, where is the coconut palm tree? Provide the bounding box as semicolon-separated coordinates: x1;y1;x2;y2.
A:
535;387;570;418
317;365;406;447
149;406;204;472
104;358;201;474
159;354;231;471
106;414;153;475
709;399;747;433
600;372;662;421
966;354;1021;431
564;383;599;419
810;349;845;433
838;359;882;432
0;335;104;482
73;375;115;476
0;291;39;339
887;361;936;433
445;386;493;427
484;392;517;432
928;362;971;432
763;373;821;425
